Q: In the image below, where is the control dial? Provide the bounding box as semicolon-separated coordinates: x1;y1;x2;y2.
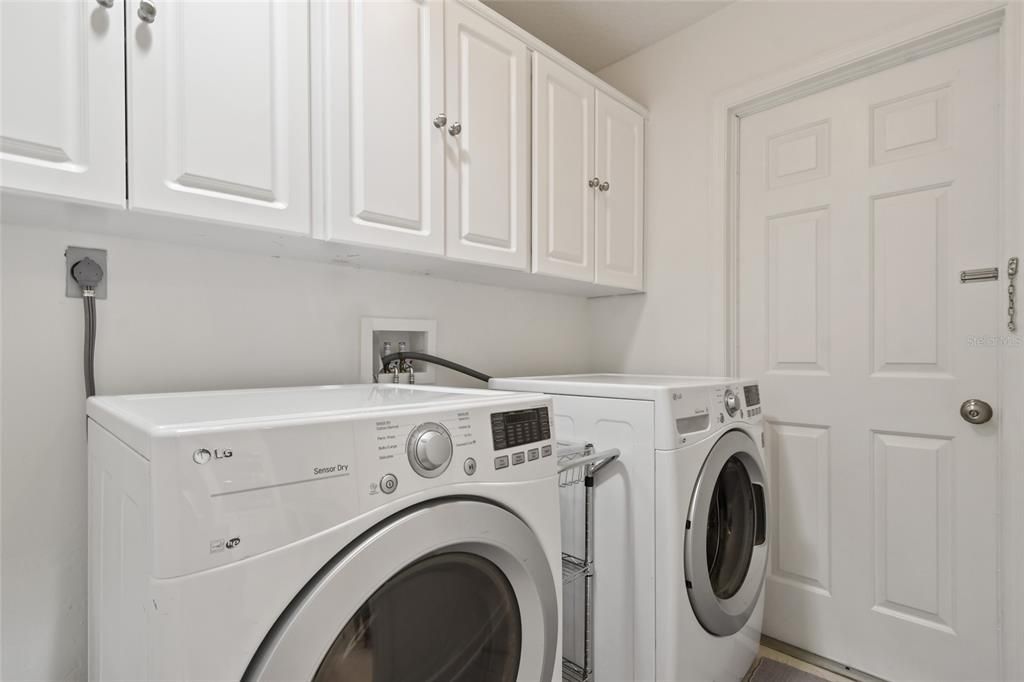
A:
723;389;741;418
407;422;453;478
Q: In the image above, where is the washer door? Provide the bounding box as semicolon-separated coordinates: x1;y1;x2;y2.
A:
684;430;769;636
245;500;558;682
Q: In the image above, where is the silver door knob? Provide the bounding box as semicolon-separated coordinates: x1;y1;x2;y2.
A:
96;0;114;8
960;399;993;424
448;122;462;136
138;0;156;23
598;181;610;192
432;113;447;129
588;177;600;189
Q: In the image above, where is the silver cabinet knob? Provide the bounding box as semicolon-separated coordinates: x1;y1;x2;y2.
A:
96;0;114;8
138;0;156;23
448;122;462;137
588;177;600;189
432;113;447;129
598;180;610;192
960;399;993;424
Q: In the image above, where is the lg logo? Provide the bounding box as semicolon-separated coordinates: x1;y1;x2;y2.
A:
192;448;233;464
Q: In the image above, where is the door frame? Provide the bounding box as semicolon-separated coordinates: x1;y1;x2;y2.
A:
707;4;1023;678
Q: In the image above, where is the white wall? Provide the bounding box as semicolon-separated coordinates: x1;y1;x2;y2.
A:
0;221;590;681
589;0;982;375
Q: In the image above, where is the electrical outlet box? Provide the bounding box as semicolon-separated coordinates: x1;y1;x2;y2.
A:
361;318;437;384
65;246;108;299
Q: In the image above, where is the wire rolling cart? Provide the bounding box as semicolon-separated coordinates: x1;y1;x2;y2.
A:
556;441;620;682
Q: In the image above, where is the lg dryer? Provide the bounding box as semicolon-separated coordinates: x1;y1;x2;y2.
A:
87;384;562;681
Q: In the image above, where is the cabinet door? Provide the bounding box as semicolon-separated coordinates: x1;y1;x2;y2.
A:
0;0;125;207
128;1;309;234
532;53;595;282
318;0;444;254
444;2;529;270
595;92;644;290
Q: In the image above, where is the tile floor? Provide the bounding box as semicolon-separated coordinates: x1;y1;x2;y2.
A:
755;646;855;682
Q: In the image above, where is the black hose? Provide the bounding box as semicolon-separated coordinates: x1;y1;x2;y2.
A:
378;351;491;383
84;294;97;398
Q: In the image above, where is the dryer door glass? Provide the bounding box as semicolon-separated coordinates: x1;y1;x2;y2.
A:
312;552;521;682
685;429;769;637
706;455;756;599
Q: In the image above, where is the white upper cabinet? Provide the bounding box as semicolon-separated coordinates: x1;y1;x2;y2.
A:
531;53;595;282
127;1;310;234
595;91;644;290
0;0;125;207
317;0;445;254
444;2;530;270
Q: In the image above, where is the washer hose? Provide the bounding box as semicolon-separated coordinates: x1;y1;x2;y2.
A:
378;351;491;383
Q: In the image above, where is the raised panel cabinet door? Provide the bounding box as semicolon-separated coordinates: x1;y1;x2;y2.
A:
0;0;126;207
444;2;529;270
317;0;444;254
128;1;310;234
532;53;595;282
594;91;644;291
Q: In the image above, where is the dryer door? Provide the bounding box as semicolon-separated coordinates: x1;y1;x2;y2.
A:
684;429;769;636
244;499;558;682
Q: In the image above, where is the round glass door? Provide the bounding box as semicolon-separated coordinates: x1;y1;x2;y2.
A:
685;430;768;636
313;553;521;682
244;500;558;682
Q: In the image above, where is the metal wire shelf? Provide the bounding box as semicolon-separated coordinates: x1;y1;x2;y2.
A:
561;553;591;585
556;441;619;682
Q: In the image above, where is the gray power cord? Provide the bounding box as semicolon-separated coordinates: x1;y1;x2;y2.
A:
71;257;104;398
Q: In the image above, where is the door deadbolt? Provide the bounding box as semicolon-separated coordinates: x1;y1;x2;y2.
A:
960;399;993;425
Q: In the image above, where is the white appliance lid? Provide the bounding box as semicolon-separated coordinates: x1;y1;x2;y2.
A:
87;384;532;436
489;373;748;401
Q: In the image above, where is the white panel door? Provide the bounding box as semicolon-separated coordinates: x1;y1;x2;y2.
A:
319;0;444;254
128;1;309;234
738;35;1000;680
444;2;529;270
594;92;644;291
532;53;595;282
0;0;125;207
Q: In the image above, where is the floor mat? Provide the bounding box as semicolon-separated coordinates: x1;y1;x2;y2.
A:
746;656;830;682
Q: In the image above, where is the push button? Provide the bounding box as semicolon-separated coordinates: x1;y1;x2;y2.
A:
494;455;510;470
512;452;526;466
541;445;552;458
527;448;540;461
464;458;477;476
380;473;398;494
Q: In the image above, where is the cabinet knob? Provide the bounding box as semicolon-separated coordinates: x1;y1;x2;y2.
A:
448;122;462;137
598;181;610;192
588;177;600;189
432;114;447;129
95;0;114;8
137;0;156;23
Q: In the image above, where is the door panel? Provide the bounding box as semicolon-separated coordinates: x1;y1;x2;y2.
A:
532;53;595;282
738;35;999;680
320;0;444;253
595;92;644;290
0;0;125;206
444;2;529;270
129;0;309;233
